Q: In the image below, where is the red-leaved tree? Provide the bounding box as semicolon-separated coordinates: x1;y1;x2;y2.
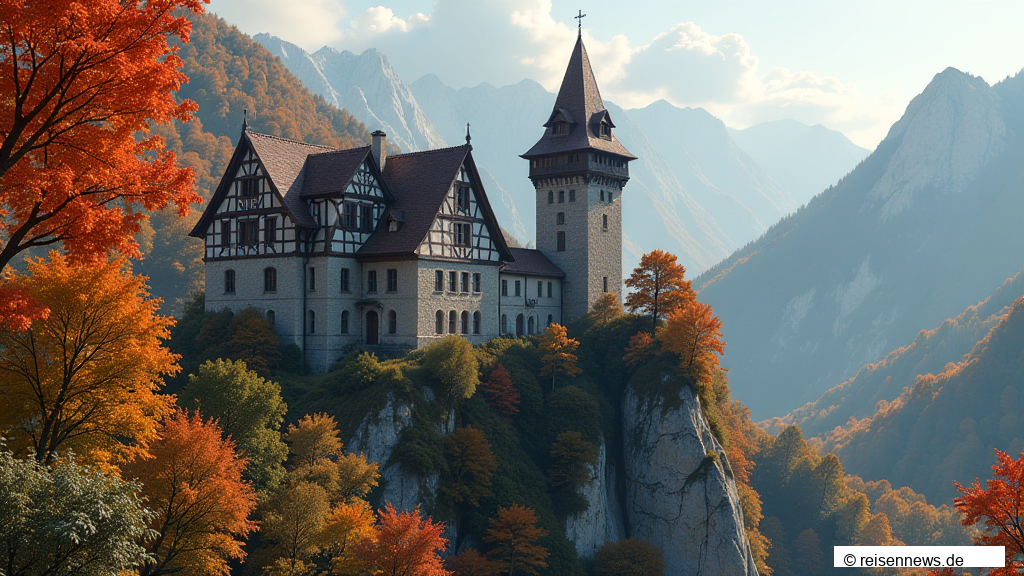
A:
356;503;450;576
480;364;520;423
951;449;1024;575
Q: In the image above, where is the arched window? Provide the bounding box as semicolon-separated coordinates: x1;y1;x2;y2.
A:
547;314;553;327
473;311;481;335
388;310;397;334
435;310;444;334
460;311;469;335
527;316;535;335
501;314;508;334
307;310;315;334
267;310;276;326
515;314;524;336
341;310;349;334
224;269;236;294
264;267;277;293
448;310;457;334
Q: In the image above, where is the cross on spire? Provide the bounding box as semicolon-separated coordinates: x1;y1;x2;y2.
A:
575;10;586;36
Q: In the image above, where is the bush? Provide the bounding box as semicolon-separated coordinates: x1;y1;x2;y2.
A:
594;539;665;576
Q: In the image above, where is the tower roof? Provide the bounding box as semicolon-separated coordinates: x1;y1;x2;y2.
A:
522;35;635;159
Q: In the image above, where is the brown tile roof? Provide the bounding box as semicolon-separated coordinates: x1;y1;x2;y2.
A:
501;248;564;278
357;146;513;262
246;131;337;227
300;147;372;197
522;35;635;160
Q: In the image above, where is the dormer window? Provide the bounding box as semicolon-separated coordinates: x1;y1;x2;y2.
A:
553;121;569;135
600;122;612;138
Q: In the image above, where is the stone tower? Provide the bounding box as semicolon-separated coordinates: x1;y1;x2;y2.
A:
522;32;635;321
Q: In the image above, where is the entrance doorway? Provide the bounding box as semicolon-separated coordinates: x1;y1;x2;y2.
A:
515;314;524;336
366;310;379;345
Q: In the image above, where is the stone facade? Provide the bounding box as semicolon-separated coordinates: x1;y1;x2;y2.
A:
498;272;562;336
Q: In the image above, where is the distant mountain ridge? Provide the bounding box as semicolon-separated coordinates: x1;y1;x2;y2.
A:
696;67;1024;419
254;33;864;276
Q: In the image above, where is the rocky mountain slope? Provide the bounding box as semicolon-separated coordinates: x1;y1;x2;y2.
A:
730;119;870;205
696;68;1024;418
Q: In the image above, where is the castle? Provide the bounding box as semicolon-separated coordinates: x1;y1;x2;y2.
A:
191;33;635;372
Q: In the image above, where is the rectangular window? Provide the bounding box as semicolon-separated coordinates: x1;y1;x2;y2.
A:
241;178;258;197
547;281;553;298
457;186;470;211
603;276;609;292
434;270;444;292
307;267;315;292
238;220;258;247
514;280;521;297
603;214;608;229
569;189;576;202
537;281;543;297
340;268;350;292
221;220;231;246
464;223;472;246
557;231;566;252
461;272;470;293
558;190;565;203
502;279;508;297
264;268;277;293
224;269;235;294
473;273;482;293
449;271;457;292
548;191;553;204
387;269;398;292
556;212;565;225
367;270;377;293
360;205;374;232
266;217;277;243
344;203;356;229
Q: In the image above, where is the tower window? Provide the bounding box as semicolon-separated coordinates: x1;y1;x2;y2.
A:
514;280;521;297
569;190;576;202
341;310;350;334
367;270;377;293
557;231;566;252
386;269;398;293
224;269;235;294
556;212;565;225
340;268;351;292
307;267;315;292
388;310;397;334
434;270;444;292
558;190;565;203
548;191;553;204
603;214;608;229
264;267;277;293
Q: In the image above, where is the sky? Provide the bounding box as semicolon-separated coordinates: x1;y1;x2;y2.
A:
205;0;1024;149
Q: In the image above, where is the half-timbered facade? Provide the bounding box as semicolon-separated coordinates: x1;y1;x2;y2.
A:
191;32;629;372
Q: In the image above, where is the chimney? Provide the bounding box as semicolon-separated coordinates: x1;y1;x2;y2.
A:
371;130;387;169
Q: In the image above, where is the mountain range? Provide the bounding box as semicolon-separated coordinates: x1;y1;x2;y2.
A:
254;35;869;276
695;67;1024;419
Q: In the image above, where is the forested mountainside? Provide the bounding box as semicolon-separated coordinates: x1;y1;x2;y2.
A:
696;67;1024;419
140;12;374;313
821;296;1024;503
776;272;1024;439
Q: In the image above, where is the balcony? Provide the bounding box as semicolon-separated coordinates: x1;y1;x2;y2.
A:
528;160;628;180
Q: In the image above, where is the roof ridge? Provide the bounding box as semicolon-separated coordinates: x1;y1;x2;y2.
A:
389;144;470;159
247;130;338;150
308;145;371;158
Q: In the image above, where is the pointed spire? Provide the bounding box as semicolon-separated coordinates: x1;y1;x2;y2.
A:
465;122;472;146
574;10;586;38
242;109;248;132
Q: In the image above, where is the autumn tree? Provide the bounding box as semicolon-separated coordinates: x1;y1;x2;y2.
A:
593;539;665;576
181;358;288;492
0;254;177;466
320;499;376;575
125;409;257;576
484;504;549;576
0;0;206;326
286;413;344;468
659;300;725;384
857;512;898;547
261;481;332;574
953;449;1024;575
355;504;450;576
547;431;598;514
624;250;694;333
446;548;500;576
222;308;282;374
480;363;520;423
538;324;581;391
0;451;152;575
443;427;498;507
623;331;656;368
790;529;825;575
588;292;622;325
423;336;479;410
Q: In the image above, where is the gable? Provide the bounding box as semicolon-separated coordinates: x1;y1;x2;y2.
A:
415;157;504;262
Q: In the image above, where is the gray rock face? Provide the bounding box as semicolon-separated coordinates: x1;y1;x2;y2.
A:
346;394;439;513
623;379;758;576
564;440;626;558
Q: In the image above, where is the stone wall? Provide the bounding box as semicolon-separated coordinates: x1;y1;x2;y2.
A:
498;272;562;334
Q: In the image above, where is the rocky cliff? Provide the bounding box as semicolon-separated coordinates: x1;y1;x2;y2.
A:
563;440;626;559
623;377;758;576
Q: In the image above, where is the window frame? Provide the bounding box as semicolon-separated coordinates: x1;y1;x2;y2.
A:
341;310;350;334
367;270;378;293
340;268;351;293
264;267;277;293
460;271;470;293
473;273;482;293
224;269;236;294
557;231;566;252
386;268;398;293
434;270;444;292
448;271;457;293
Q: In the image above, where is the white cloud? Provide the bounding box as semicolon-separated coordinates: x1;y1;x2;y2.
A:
346;6;429;41
207;0;348;51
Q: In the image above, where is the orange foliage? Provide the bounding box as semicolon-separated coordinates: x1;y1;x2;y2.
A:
356;503;450;576
0;253;178;466
953;449;1024;575
659;300;725;383
624;250;694;332
126;409;256;576
623;331;656;368
321;499;376;574
0;0;205;279
443;427;498;507
480;363;520;423
445;548;500;576
538;324;581;391
484;504;549;576
285;412;344;468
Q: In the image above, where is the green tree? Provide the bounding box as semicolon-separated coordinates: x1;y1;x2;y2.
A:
260;481;332;574
443;427;498;507
224;308;282;375
181;358;288;492
547;431;598;515
423;336;479;410
593;539;665;576
0;451;152;576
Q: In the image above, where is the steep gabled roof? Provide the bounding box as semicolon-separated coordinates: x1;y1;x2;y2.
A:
501;248;564;278
357;146;513;261
522;35;635;159
246;132;333;227
300;146;372;197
